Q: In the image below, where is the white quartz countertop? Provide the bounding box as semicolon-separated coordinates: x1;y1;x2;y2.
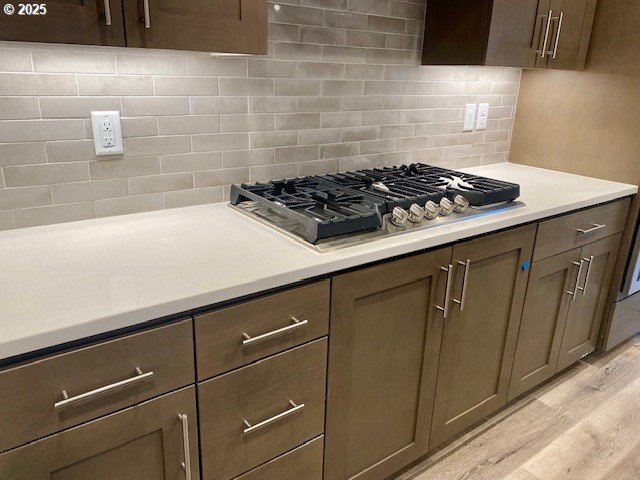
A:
1;163;637;361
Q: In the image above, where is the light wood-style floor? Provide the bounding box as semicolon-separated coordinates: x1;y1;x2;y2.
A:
395;335;640;480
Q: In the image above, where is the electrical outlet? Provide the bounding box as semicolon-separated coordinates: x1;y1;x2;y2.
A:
476;103;489;131
91;111;124;156
463;104;477;132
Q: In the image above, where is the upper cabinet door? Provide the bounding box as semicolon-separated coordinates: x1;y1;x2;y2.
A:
325;248;451;480
542;0;598;70
421;0;492;65
430;225;535;448
123;0;267;54
485;0;551;68
0;0;125;46
421;0;597;70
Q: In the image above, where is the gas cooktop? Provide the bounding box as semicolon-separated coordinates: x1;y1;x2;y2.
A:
230;164;524;252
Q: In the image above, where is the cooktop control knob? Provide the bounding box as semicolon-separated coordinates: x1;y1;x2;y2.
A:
424;201;441;220
453;195;470;213
391;206;409;226
408;204;425;223
440;197;455;216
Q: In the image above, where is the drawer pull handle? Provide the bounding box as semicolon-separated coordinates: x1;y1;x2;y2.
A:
54;367;154;410
575;223;606;235
579;256;595;295
103;0;112;25
452;259;471;311
551;12;564;58
143;0;151;28
241;317;308;346
178;414;193;480
537;10;553;58
435;264;453;319
566;260;585;300
242;400;305;435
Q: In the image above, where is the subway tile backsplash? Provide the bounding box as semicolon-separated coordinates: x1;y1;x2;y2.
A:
0;0;520;230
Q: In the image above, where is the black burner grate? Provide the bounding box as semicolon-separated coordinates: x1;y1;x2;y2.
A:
314;164;520;207
230;177;385;243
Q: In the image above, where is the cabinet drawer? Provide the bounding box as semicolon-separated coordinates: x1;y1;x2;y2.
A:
234;436;324;480
534;199;631;261
0;319;194;453
195;280;329;380
199;338;327;480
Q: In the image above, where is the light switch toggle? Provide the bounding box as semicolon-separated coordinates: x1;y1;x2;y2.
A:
91;111;124;156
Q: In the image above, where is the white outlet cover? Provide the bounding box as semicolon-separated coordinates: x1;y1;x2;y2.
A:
463;104;477;132
476;103;489;131
91;111;124;156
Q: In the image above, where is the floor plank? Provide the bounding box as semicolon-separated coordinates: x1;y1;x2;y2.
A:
535;338;640;422
502;469;542;480
522;375;640;480
600;440;640;480
403;400;575;480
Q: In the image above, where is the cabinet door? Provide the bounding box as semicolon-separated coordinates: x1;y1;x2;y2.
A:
430;225;535;448
557;234;622;370
0;387;199;480
0;0;125;46
543;0;598;70
123;0;267;54
324;248;452;480
508;249;580;401
421;0;492;65
485;0;551;68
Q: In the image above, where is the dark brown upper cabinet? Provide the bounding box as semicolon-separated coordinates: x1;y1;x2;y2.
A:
0;0;267;54
123;0;267;54
422;0;598;70
540;0;599;70
0;0;126;46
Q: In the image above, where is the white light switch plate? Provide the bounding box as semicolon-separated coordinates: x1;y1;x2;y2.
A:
463;104;477;132
476;103;489;131
91;111;124;156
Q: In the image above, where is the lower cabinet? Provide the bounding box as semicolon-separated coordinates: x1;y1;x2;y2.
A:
198;339;327;480
510;234;622;399
557;234;622;370
509;249;579;400
324;248;451;480
0;386;199;480
430;225;536;448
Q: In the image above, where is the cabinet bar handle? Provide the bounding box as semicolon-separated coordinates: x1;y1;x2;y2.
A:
552;11;564;58
435;264;454;319
103;0;112;26
537;10;553;58
143;0;151;28
242;317;308;346
242;400;305;435
178;414;192;480
54;368;154;410
566;260;585;300
575;223;606;235
452;259;471;311
579;255;595;295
